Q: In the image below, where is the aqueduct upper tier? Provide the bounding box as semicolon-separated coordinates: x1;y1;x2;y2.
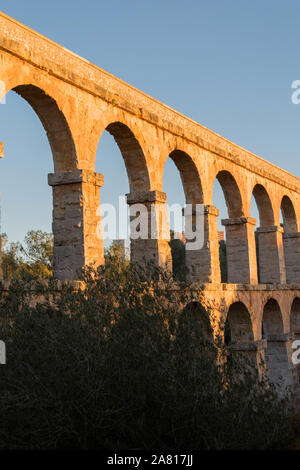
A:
0;11;300;285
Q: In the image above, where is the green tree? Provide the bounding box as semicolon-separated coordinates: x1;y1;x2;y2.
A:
1;234;22;280
0;263;289;450
1;230;53;280
104;241;130;281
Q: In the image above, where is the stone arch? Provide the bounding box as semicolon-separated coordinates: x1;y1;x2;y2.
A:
252;184;274;226
251;184;275;284
225;301;254;345
97;121;151;193
281;195;298;232
1;82;80;280
96;120;165;269
262;298;284;335
225;302;257;365
213;171;255;284
10;84;77;172
281;196;300;284
215;170;244;218
167;150;203;204
180;301;214;348
262;299;292;392
161;149;204;281
291;297;300;340
175;301;218;368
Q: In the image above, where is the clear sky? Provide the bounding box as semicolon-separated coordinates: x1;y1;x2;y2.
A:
0;0;299;245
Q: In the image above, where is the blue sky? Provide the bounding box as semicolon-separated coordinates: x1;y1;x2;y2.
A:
0;0;299;244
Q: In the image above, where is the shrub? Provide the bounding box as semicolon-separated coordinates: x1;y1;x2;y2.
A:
0;264;289;450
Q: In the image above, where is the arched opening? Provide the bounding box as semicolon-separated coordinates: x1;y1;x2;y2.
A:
281;196;300;283
175;301;217;378
179;302;216;363
167;150;203;205
105;122;150;193
281;196;298;233
251;184;275;283
163;150;203;281
0;84;76;279
262;299;292;392
215;171;243;219
213;171;249;283
252;185;274;227
182;301;213;343
225;302;257;366
291;298;300;340
213;177;227;282
14;85;76;172
96;121;150;265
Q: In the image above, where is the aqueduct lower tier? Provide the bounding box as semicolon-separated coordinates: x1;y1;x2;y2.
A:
188;284;300;401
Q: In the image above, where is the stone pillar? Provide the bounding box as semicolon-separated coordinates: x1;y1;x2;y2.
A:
231;338;267;376
256;226;286;284
185;205;221;283
283;232;300;284
48;169;104;280
289;331;300;409
254;339;268;378
126;190;172;270
264;332;294;393
221;217;258;284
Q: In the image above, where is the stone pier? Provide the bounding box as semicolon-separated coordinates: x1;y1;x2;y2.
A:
48;169;104;280
221;217;258;284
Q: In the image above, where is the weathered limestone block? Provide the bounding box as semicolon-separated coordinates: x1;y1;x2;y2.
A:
48;169;104;280
283;232;300;284
256;226;286;284
185;205;221;283
221;217;258;284
126;190;172;270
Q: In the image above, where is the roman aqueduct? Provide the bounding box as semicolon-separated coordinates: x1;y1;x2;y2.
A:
1;12;300;398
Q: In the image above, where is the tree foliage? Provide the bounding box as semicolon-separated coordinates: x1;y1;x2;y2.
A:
0;256;290;450
1;230;53;280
